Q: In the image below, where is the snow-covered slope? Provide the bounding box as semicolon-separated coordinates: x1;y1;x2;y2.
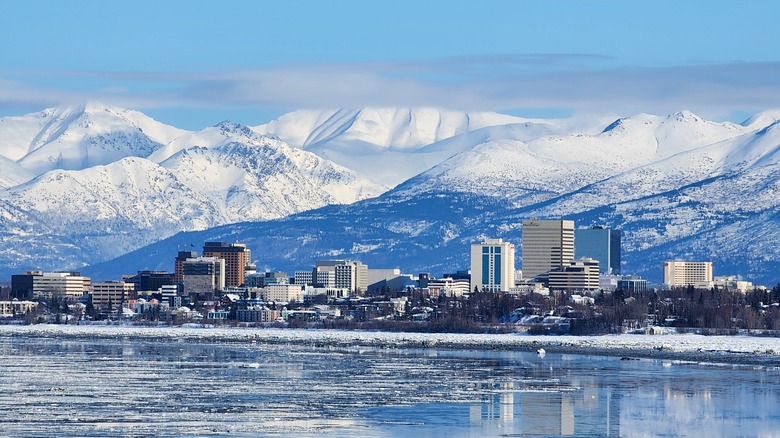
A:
84;109;780;286
0;104;189;174
392;111;748;206
2;104;780;287
252;107;565;186
0;156;34;189
0;114;385;274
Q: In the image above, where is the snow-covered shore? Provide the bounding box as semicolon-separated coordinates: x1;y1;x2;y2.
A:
2;324;780;365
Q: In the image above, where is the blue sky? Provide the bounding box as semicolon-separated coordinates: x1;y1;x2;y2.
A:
2;0;780;129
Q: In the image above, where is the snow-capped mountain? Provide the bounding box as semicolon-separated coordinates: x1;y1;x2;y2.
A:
0;103;189;175
0;108;386;275
252;107;568;187
2;104;780;287
84;109;780;286
392;111;748;205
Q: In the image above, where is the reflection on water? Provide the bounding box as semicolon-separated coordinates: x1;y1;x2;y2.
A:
0;334;778;436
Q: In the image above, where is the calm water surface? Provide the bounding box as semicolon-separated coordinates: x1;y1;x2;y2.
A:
0;334;778;437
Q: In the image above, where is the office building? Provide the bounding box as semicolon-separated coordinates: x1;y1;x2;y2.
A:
182;256;225;298
203;242;250;287
663;261;713;288
12;271;89;301
521;219;575;281
313;260;368;293
91;281;136;309
470;238;516;292
124;271;176;293
264;284;304;302
548;258;600;291
617;276;648;293
174;250;198;283
574;227;621;274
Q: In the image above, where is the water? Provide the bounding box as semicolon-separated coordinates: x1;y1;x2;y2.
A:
0;333;779;437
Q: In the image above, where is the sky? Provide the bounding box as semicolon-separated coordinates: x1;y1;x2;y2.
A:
2;0;780;129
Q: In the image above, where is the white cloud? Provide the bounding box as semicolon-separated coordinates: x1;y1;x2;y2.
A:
2;56;780;122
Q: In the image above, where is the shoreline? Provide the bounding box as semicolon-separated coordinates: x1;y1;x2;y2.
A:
2;324;780;366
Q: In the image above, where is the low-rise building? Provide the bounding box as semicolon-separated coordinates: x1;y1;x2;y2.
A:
548;258;600;292
25;272;91;301
427;277;471;298
617;276;648;294
91;281;136;309
713;276;755;293
264;284;303;303
0;300;38;317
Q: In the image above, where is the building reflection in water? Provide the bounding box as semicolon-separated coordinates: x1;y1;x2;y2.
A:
468;381;621;436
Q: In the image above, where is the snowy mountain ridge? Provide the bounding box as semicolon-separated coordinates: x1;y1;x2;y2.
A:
1;104;780;286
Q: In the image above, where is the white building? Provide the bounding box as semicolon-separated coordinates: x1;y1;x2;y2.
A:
427;277;472;298
713;276;755;293
265;284;304;303
521;219;575;281
0;300;38;317
663;261;713;288
470;238;516;292
312;260;368;292
33;272;90;300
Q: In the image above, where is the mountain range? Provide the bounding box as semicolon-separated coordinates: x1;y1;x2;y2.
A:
1;104;779;286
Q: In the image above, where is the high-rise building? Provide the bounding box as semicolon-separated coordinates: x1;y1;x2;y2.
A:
174;250;198;283
11;270;42;300
663;261;713;288
202;242;250;287
182;256;226;298
470;238;516;292
574;227;622;274
521;219;575;281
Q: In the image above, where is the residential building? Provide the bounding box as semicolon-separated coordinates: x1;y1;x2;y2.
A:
0;300;38;317
574;226;621;274
521;219;575;282
663;261;713;288
470;238;516;292
202;241;251;287
548;258;600;292
91;281;136;309
236;307;281;323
